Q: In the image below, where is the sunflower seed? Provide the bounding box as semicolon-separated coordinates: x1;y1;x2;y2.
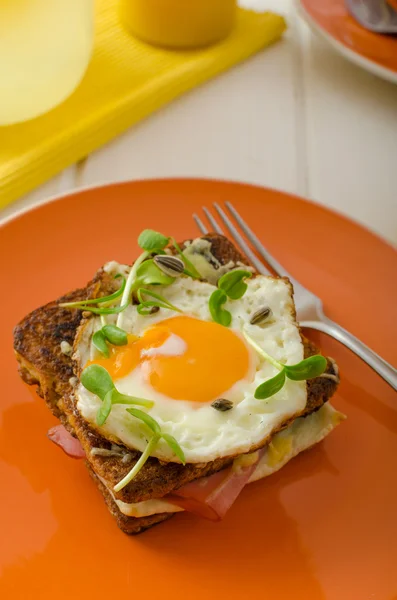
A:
154;255;185;277
60;340;73;356
318;357;340;384
318;373;339;383
211;398;233;412
90;448;123;458
121;453;133;463
250;306;272;326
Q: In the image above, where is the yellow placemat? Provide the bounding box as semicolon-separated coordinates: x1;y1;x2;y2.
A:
0;2;285;209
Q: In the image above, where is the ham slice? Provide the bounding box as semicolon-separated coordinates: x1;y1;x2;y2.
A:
47;425;262;520
167;449;264;521
47;425;86;459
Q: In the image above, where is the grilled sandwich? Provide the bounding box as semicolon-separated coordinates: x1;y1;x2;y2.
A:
14;233;343;534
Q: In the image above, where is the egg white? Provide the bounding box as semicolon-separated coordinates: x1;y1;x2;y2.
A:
75;272;307;463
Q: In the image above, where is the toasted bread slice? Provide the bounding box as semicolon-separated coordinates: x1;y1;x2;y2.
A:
14;234;339;531
87;463;174;534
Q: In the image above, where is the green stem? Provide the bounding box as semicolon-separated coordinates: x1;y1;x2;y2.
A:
112;392;154;408
172;238;202;279
137;288;182;313
242;329;284;371
116;251;148;328
113;435;159;493
59;275;125;308
67;303;129;315
100;315;107;327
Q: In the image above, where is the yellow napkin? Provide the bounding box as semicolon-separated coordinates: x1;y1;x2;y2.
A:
0;2;285;209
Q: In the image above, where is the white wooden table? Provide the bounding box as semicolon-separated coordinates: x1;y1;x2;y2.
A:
2;0;397;246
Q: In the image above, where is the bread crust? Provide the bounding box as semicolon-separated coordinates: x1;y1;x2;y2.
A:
86;464;175;534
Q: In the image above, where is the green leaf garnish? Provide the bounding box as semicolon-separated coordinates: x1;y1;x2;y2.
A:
80;364;114;401
96;389;113;426
254;370;286;399
209;289;232;327
172;238;202;279
135;259;175;286
81;365;155;425
102;324;128;346
96;390;154;426
218;270;252;300
113;420;186;492
243;329;327;400
59;275;126;308
161;433;186;464
92;330;109;358
138;229;170;252
126;407;161;434
113;435;160;493
137;288;182;315
207;270;252;328
284;355;327;381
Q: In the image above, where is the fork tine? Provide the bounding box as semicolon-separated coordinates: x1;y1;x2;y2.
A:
193;213;208;235
213;203;271;276
225;201;292;279
202;207;224;234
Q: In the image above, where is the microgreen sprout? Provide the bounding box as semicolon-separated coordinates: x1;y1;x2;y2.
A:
102;325;128;346
69;303;130;316
113;437;160;493
209;269;252;326
113;409;186;492
218;270;252;300
138;229;170;252
209;289;231;327
92;330;110;357
116;251;149;328
161;433;186;464
60;230;198;330
136;288;182;315
92;324;128;357
80;365;154;425
117;229;173;328
59;275;126;310
242;329;327;400
125;407;161;434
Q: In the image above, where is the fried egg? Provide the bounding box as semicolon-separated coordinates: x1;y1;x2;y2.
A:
75;272;306;463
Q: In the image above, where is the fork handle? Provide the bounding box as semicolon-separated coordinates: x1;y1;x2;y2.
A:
301;319;397;391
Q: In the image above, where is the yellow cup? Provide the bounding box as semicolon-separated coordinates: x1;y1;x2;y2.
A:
0;0;94;126
120;0;237;49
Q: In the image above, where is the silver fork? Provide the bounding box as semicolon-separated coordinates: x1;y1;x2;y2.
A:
193;202;397;391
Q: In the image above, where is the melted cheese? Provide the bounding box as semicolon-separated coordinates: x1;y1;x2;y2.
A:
182;238;253;284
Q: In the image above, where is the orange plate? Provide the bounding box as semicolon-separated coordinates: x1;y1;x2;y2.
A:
1;179;396;600
299;0;397;81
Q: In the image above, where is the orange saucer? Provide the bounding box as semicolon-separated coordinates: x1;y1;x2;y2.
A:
1;179;396;599
298;0;397;83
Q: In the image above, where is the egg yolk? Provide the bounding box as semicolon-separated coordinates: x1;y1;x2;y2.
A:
89;316;250;403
